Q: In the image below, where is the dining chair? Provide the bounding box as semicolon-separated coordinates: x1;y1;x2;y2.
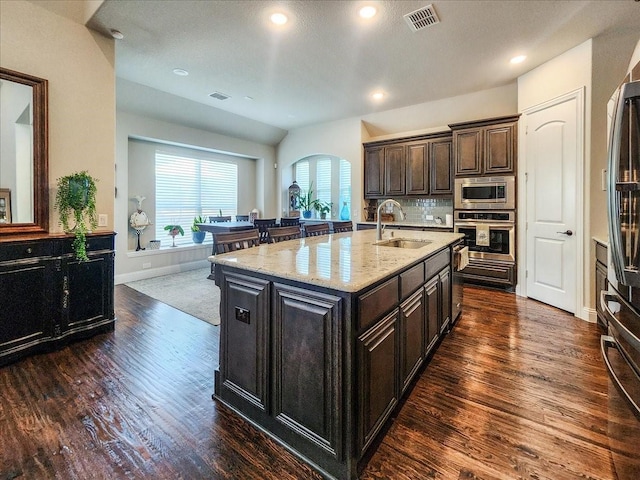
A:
213;229;260;254
235;214;249;222
210;216;232;223
332;221;353;233
253;218;278;243
304;222;330;237
268;226;302;243
279;217;301;227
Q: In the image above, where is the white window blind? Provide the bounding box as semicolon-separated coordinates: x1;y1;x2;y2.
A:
155;151;237;246
295;160;310;193
316;158;331;205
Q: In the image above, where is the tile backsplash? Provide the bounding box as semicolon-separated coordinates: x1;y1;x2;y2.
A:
374;198;453;223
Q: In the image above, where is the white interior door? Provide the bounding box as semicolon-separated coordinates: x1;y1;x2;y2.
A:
525;94;581;313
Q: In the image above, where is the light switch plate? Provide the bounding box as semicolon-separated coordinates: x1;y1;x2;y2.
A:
98;214;108;226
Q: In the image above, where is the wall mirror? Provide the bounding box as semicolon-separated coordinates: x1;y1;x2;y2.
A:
0;68;48;235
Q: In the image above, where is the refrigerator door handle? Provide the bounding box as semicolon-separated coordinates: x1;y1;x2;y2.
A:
601;335;640;417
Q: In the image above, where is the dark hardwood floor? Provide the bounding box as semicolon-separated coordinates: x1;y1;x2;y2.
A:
0;284;615;479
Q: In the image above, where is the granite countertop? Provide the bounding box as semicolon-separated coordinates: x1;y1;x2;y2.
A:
356;220;453;229
209;229;464;292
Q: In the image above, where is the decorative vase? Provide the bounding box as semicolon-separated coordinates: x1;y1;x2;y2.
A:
320;212;327;219
340;202;350;220
170;229;179;247
192;231;206;244
303;210;312;219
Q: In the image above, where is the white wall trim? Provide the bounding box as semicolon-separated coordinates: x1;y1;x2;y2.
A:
517;87;587;320
584;307;598;324
115;259;210;285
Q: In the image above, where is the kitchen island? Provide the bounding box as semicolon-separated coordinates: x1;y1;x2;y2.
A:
210;229;463;479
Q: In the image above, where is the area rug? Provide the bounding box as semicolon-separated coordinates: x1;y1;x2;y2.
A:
125;267;220;326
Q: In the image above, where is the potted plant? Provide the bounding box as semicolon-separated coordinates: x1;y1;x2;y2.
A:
191;215;207;244
164;224;184;247
296;181;319;219
55;170;98;261
316;201;333;219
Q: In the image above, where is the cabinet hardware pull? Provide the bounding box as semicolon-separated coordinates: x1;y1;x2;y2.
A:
26;248;32;254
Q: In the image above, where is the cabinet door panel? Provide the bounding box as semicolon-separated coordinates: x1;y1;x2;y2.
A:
273;284;342;457
424;276;440;354
357;309;398;454
364;147;385;198
406;143;429;196
66;256;108;330
0;262;53;351
439;267;451;334
454;129;482;176
430;138;453;195
385;145;406;196
400;290;424;393
220;272;270;411
485;123;516;174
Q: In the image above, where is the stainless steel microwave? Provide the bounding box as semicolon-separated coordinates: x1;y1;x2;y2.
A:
454;176;515;210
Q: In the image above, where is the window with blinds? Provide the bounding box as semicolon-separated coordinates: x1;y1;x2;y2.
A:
292;155;351;219
155;151;238;246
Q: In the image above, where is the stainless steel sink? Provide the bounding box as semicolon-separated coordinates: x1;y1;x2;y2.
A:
375;238;432;249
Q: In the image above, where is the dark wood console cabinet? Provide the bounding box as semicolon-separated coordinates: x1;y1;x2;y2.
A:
0;233;115;366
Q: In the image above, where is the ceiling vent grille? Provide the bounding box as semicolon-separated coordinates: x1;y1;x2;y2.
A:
209;91;231;101
404;4;440;32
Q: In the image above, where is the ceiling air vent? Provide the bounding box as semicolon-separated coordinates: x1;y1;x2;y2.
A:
404;4;440;32
209;91;231;101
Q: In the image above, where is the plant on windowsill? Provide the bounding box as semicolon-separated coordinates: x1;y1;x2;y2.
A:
55;170;98;262
191;215;207;244
296;181;319;219
315;201;333;220
164;224;184;247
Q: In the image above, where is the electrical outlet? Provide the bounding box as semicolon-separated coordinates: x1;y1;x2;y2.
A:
143;262;151;269
426;214;434;221
98;214;108;227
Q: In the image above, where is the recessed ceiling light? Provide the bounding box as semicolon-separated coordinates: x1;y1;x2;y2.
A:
270;13;288;25
359;6;377;18
510;55;526;64
372;92;385;100
109;29;124;40
173;68;189;76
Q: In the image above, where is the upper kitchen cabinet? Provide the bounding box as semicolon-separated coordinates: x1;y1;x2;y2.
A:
450;115;520;177
364;132;453;199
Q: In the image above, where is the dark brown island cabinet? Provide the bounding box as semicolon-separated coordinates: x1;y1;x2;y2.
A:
364;131;453;199
0;233;116;366
211;230;463;479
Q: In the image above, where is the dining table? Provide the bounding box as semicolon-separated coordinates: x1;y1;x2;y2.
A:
196;221;257;279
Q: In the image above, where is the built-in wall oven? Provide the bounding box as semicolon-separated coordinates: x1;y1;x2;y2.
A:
454;210;515;263
454;176;515;210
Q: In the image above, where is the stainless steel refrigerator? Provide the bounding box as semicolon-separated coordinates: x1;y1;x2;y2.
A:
602;78;640;479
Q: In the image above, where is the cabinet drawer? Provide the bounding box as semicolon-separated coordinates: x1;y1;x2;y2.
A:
0;241;53;262
358;276;399;331
61;235;114;254
425;249;449;280
400;262;424;300
595;242;608;266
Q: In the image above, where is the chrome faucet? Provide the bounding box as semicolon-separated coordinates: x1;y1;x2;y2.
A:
376;199;406;241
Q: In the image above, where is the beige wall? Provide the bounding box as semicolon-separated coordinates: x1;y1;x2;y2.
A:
115;110;275;283
0;0;115;232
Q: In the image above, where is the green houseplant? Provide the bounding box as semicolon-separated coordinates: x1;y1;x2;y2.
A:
164;224;184;247
296;182;319;219
191;215;207;244
55;171;98;261
316;201;333;219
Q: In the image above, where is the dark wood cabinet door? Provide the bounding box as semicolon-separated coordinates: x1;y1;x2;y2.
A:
485;122;516;174
406;142;429;196
399;290;424;393
0;260;55;360
430;138;453;195
272;284;343;458
384;145;406;196
364;146;385;198
219;272;271;411
424;276;439;355
357;309;398;454
454;128;482;176
439;267;451;334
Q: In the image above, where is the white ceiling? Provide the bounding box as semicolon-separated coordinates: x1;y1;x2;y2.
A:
84;0;640;145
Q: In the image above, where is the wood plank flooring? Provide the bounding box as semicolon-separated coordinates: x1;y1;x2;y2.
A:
0;284;616;479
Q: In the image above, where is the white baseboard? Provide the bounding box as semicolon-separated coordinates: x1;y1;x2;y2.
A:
583;307;597;323
115;259;210;284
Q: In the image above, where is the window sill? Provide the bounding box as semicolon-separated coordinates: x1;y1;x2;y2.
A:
126;243;212;258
